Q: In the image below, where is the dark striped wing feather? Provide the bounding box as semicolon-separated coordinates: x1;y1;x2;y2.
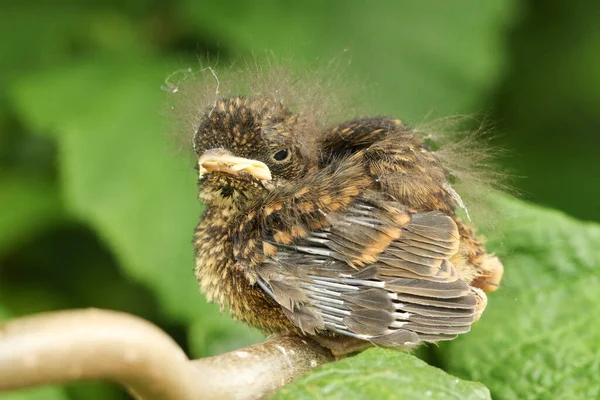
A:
256;197;479;347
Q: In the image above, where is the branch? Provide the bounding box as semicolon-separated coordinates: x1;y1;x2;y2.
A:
0;309;333;399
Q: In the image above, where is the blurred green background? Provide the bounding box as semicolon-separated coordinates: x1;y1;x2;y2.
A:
0;0;598;399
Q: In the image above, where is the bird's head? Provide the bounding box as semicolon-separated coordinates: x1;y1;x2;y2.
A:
193;96;316;208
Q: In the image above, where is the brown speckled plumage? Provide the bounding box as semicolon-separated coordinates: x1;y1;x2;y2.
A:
192;96;503;354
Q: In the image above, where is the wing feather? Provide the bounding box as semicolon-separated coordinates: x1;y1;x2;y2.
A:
256;196;479;347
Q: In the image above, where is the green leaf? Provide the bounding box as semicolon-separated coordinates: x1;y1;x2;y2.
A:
0;385;68;400
9;56;262;349
9;58;207;323
274;348;490;400
178;0;517;120
0;388;67;400
0;4;149;123
441;196;600;399
0;174;64;256
188;313;265;358
11;58;196;321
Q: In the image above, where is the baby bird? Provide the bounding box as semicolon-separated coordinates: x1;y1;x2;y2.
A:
193;96;503;355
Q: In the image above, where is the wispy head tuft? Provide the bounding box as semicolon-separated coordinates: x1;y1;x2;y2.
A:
165;55;364;158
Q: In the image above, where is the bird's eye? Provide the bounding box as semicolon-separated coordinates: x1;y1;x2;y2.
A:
272;149;291;162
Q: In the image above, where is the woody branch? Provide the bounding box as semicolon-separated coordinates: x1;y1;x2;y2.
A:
0;309;333;400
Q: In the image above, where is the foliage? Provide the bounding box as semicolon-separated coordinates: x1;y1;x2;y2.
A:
443;196;600;399
0;0;598;399
275;348;491;400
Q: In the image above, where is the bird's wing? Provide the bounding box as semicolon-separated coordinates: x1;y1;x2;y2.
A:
319;117;404;164
318;117;454;213
255;196;480;346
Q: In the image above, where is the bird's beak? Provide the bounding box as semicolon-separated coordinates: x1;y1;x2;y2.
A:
198;149;272;181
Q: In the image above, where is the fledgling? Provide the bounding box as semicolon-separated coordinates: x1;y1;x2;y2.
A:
192;95;503;355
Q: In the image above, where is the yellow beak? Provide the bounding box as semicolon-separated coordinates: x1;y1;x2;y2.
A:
198;149;272;181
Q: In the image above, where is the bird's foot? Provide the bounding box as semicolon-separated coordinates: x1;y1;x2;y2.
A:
309;335;372;359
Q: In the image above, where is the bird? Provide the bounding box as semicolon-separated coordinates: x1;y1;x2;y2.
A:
192;95;503;356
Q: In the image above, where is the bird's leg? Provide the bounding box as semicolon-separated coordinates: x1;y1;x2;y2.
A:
309;335;373;359
267;332;368;359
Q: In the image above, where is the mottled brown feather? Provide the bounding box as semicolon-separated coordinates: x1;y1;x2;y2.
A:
193;99;503;352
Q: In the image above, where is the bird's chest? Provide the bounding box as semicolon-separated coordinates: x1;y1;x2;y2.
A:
193;206;296;333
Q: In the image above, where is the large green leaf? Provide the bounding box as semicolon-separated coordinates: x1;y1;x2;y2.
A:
275;348;491;400
8;58;246;348
0;388;67;400
10;55;261;347
178;0;516;120
188;313;265;358
0;3;149;123
0;174;63;256
10;58;202;322
441;195;600;399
